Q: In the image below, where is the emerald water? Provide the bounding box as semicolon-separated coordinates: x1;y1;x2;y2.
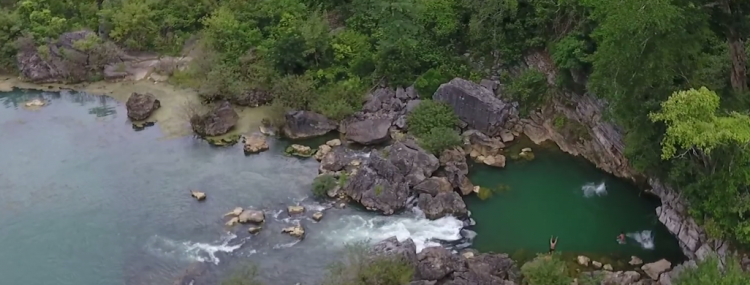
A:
465;142;685;266
0;88;684;285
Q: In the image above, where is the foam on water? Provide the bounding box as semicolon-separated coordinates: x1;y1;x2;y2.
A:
627;230;655;250
144;233;248;265
326;208;464;252
582;181;607;197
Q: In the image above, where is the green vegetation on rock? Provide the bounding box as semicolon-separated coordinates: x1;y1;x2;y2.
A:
673;254;750;285
520;253;571;285
322;241;414;285
406;100;461;154
312;174;337;198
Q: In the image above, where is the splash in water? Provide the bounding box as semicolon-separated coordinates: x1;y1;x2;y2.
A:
144;233;247;265
582;182;607;197
626;230;655;250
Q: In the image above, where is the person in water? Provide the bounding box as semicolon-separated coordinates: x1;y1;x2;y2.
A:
549;236;558;253
618;231;626;244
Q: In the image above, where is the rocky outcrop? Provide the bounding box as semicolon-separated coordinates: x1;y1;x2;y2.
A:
243;133;269;154
125;92;161;121
16;30;124;83
282;111;337;139
438;147;475;196
433;78;516;137
343;140;439;214
190;101;239;136
371;237;520;284
344;117;392;145
417;192;468;220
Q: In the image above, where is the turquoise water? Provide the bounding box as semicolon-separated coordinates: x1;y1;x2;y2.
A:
0;89;466;285
465;142;685;266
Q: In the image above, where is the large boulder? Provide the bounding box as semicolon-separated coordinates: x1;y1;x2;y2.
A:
282;111;337;139
345;117;392;145
125;92;160;121
433;78;515;137
190;101;239;136
371;237;419;267
343;140;439;214
417;192;468;220
16;30;123;83
416;247;466;280
319;146;359;173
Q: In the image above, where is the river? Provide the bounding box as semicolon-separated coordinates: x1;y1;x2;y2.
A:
0;87;683;285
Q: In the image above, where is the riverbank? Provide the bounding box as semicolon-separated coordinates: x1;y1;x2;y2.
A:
0;75;273;140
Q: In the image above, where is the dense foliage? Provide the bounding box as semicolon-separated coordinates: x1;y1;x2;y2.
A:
673;255;750;285
322;241;414;285
520;253;571;285
312;174;337;198
406;100;462;154
1;0;749;251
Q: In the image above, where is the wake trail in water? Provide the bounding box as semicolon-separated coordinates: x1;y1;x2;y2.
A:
582;181;607;197
326;207;464;252
626;230;655;250
144;232;249;265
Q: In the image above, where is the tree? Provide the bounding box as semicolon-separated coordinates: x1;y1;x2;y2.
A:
520;253;571;285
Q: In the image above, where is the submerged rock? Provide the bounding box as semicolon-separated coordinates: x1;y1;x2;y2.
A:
243;133;269;154
282;223;305;239
577;255;591;266
282;110;337;139
629;256;643;266
190;101;239;137
125;92;160;121
287;205;305;215
285;144;315;158
641;259;671;280
223;207;243;217
248;226;262;234
190;190;206;201
224;217;239;227
312;212;324;221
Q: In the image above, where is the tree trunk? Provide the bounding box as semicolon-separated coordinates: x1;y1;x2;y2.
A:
720;0;748;92
97;0;108;40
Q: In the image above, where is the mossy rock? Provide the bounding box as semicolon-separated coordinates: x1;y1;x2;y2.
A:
206;134;240;147
519;151;535;161
131;121;155;131
285;144;316;158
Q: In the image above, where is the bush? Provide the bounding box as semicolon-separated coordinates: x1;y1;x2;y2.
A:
406;100;458;136
312;174;337;198
323;241;414;285
673;254;750;285
414;68;452;99
418;126;462;154
505;69;549;116
520;253;571;285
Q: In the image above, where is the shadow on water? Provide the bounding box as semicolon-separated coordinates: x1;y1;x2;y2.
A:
465;136;686;268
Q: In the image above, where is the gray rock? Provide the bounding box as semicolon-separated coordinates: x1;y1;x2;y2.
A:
319;147;359;172
190;101;239;136
413;177;453;196
282;110;337;139
418;192;468;220
125;92;160;121
442;163;474;196
641;259;672;280
372;236;418;268
238;209;264;224
416;246;466;280
433;78;514;137
345;118;392;145
16;30;124;83
405;99;422;113
388;141;440;187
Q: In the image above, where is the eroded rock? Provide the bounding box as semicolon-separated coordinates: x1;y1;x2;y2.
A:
282;111;337;139
417;192;468;220
434;78;515;136
190;101;239;137
126;92;160;121
641;259;671;280
282;224;305;239
190;190;206;201
345;118;392;145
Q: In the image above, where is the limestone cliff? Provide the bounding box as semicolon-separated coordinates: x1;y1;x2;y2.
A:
516;50;738;274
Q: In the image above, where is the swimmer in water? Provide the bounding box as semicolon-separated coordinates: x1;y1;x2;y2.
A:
618;231;626;244
549;236;558;253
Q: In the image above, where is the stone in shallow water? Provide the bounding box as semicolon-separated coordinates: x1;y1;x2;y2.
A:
288;205;305;215
577;255;590;266
248;226;262;234
190;190;206;201
238;210;264;224
223;207;243;217
282;224;305;239
312;212;324;222
641;259;671;280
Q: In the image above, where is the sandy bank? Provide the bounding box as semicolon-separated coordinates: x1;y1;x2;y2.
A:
0;75;273;140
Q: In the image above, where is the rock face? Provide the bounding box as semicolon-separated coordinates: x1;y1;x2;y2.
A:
16;30;124;83
125;92;161;121
282;111;337;139
371;237;520;285
417;192;468;220
343;140;439;214
433;78;516;137
190;101;239;136
345;118;392;145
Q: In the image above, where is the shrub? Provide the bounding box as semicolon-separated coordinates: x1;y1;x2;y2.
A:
506;69;549;116
406;100;458;136
312;174;337;198
673;254;750;285
418;126;462;154
520;253;571;285
323;241;414;285
310;78;366;120
414;68;452;99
